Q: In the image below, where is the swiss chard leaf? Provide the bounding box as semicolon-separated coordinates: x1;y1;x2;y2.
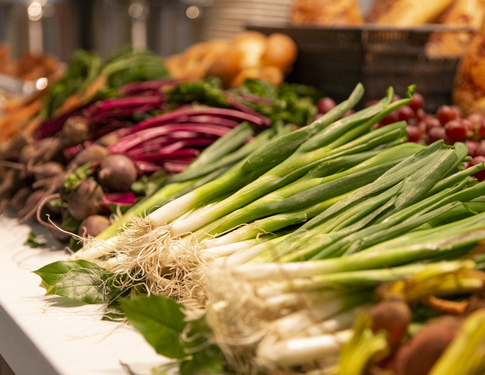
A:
119;295;188;359
24;231;46;248
33;260;119;304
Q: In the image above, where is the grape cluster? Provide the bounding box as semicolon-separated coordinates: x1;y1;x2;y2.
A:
315;94;485;181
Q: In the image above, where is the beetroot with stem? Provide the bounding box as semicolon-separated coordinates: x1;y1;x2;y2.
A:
59;116;90;147
85;95;165;117
66;179;104;221
98;155;137;192
69;145;110;169
177;115;240;128
78;215;111;237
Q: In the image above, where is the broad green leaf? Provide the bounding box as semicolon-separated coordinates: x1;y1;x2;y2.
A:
180;345;224;375
120;295;188;359
33;260;118;304
102;301;125;322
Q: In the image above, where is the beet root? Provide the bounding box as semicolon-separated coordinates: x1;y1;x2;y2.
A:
66;179;103;221
98;155;137;192
70;145;109;169
78;215;111;237
60;116;90;146
33;162;64;181
96;133;120;148
394;316;461;375
370;299;411;350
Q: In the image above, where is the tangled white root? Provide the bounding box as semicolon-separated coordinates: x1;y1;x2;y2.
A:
203;267;292;373
105;215;215;309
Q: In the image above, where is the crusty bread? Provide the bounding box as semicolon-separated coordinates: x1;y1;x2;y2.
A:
291;0;363;25
366;0;454;25
453;19;485;116
427;0;485;58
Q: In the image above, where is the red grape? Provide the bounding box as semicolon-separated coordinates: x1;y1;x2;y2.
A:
381;110;400;125
317;97;336;114
415;108;425;122
397;105;415;122
437;105;459;125
418;121;427;133
476;141;485;157
425;117;441;132
409;93;424;112
445;120;467;142
313;113;324;121
470;156;485;181
428;127;449;143
407;118;417;127
465;140;479;157
406;125;422;142
461;119;474;132
451;105;463;119
467;113;485;134
365;100;379;108
342;109;355;118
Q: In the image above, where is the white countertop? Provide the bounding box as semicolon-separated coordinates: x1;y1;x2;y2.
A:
0;214;166;375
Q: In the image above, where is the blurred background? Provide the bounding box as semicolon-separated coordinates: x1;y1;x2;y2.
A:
0;0;374;60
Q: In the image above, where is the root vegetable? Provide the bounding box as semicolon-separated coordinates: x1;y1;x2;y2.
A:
369;299;411;350
60;116;89;146
33;162;64;181
78;215;111;237
98;155;137;192
70;145;109;169
394;316;461;375
18;144;36;164
96;133;120;148
66;179;103;221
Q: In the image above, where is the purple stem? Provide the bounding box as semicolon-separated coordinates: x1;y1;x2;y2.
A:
128;107;269;134
164;162;191;173
119;80;175;96
85;95;165;117
132;148;199;162
176;115;240;128
225;97;271;126
102;192;138;206
134;161;163;173
108;124;231;154
35;102;93;139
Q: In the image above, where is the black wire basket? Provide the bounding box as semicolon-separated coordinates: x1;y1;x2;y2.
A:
248;24;474;112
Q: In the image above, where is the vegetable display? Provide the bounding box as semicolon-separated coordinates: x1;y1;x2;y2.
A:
1;43;485;375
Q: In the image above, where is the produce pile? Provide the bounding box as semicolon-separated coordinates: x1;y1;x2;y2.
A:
26;82;485;374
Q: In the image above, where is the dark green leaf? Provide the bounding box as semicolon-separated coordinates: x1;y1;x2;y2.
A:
120;295;188;359
180;345;224;375
23;231;46;248
33;260;119;304
166;80;228;108
61;213;82;233
131;172;166;196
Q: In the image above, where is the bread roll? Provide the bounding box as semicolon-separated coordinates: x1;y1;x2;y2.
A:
260;33;298;73
427;0;485;57
454;19;485;116
291;0;363;25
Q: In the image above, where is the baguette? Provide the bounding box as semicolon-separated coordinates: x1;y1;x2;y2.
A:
291;0;363;25
367;0;454;26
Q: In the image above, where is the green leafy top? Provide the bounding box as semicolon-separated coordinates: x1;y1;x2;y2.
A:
64;163;94;191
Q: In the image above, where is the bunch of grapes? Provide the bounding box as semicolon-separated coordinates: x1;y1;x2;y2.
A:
315;94;485;181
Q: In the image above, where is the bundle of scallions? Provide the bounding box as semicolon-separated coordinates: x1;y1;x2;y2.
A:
61;82;485;307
